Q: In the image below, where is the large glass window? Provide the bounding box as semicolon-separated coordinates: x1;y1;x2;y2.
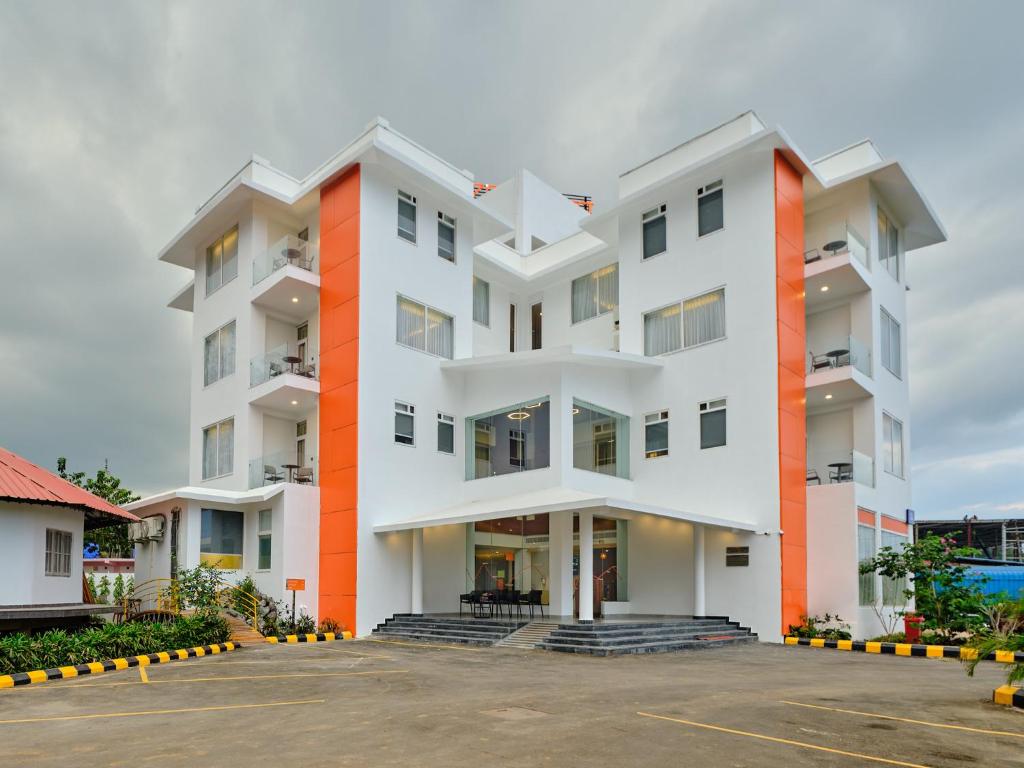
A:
205;225;238;296
203;320;236;386
573;399;630;478
880;307;902;378
396;295;454;358
858;524;876;605
571;264;618;324
697;180;724;236
473;277;490;326
642;204;667;260
257;509;272;570
466;397;550;479
877;207;899;280
881;531;908;606
44;529;72;577
397;190;417;243
683;288;726;347
883;412;904;478
202;418;234;479
200;509;244;569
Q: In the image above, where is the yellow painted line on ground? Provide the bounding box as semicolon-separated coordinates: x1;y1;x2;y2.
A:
637;711;932;768
138;665;149;684
0;698;325;725
781;700;1024;740
6;669;410;692
366;638;483;652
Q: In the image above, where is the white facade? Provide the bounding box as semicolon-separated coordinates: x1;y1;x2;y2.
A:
131;113;945;641
0;502;84;606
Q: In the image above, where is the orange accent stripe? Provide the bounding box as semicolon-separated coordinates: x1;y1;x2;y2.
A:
318;165;361;635
880;515;909;535
774;151;807;635
857;507;877;526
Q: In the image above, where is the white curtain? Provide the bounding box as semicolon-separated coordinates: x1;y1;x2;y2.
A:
219;322;236;378
857;525;876;605
598;265;618;315
221;227;239;285
473;277;490;325
205;241;221;295
426;308;454;359
889;316;901;377
204;333;218;386
397;296;426;350
202;425;218;479
218;419;234;476
644;304;681;356
571;273;597;323
683;288;725;347
880;309;891;372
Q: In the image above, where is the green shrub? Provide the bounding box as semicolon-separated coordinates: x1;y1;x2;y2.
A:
112;574;126;603
175;563;223;610
788;613;852;640
97;575;112;604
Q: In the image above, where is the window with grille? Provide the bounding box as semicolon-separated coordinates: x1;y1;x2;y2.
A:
45;529;72;577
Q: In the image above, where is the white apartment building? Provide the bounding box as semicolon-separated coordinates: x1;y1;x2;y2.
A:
128;112;945;641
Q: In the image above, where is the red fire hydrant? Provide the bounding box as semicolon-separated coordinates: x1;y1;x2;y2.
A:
904;614;924;643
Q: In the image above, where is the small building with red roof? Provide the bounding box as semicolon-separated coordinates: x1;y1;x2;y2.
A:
0;446;139;629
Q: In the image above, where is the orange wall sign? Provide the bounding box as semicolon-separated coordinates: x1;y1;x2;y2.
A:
286;578;306;591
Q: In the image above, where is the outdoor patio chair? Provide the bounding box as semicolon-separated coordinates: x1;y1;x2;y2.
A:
520;589;544;619
294;467;314;484
809;352;833;372
806;469;821;485
264;465;284;483
803;249;821;264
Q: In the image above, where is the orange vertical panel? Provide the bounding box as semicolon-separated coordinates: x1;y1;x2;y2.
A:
775;151;807;634
318;164;360;634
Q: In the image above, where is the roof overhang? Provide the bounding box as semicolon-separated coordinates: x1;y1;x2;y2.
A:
168;279;194;312
440;345;663;373
124;484;286;512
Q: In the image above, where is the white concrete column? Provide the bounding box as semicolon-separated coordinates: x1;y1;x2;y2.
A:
578;510;594;623
411;528;423;615
547;512;574;618
693;524;706;617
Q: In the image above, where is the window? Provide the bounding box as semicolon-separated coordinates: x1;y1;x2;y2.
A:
202;418;234;479
257;509;272;570
644;410;669;458
466;397;550;479
683;288;726;347
437;413;455;454
883;412;904;478
531;302;542;349
397;190;417;243
396;295;454;359
44;529;72;577
881;531;908;605
395;402;415;446
296;420;307;468
698;180;724;236
642;204;667;259
573;400;630;478
203;320;236;386
473;277;490;326
725;546;749;567
205;225;239;296
437;212;456;262
699;399;727;449
858;525;876;605
571;264;619;324
199;508;243;569
877;207;899;280
509;429;526;468
880;308;902;378
509;304;517;352
643;303;681;356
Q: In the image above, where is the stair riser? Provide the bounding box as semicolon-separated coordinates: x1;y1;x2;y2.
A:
540;637;758;656
379;621;523;633
371;632;499;646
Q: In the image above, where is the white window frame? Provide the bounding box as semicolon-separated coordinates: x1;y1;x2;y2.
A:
397;190;417;244
880;307;902;379
437;412;455;455
682;286;727;349
257;509;272;571
857;524;877;605
644;410;669;458
571;263;618;325
641;204;667;260
882;411;904;479
697;179;724;238
473;276;490;327
396;295;455;359
699;398;727;449
437;211;456;263
44;528;73;577
202;417;234;480
642;301;682;356
205;225;239;297
203;319;236;388
395;401;415;446
877;205;900;281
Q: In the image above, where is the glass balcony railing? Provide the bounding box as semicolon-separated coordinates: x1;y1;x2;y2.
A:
253;235;319;286
804;223;869;269
248;450;317;489
808;334;871;377
249;343;317;387
807;450;874;488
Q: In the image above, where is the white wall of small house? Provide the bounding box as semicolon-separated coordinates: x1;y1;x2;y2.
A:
0;503;84;606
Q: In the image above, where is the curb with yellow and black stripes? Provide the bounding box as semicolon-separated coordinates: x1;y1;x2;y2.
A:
0;642;240;689
784;635;1024;663
265;631;353;644
993;685;1024;710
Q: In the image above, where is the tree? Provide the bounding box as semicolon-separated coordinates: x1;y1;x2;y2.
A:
859;533;987;637
57;457;141;558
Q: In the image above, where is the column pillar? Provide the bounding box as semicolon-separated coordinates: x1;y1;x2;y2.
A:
578;510;594;623
548;512;573;618
693;524;706;618
411;528;423;616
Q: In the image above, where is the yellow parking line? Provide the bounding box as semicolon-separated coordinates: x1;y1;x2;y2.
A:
637;712;932;768
8;669;410;692
139;665;149;684
366;639;483;652
781;700;1024;739
0;699;325;725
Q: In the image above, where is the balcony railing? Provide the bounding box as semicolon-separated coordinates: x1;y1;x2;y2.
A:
807;449;874;488
253;235;318;286
248;450;317;489
804;223;868;269
808;334;871;377
250;343;317;388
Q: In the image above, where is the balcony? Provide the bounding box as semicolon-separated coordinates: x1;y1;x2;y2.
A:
806;334;872;408
251;235;320;322
803;224;871;310
249;344;319;412
806;449;875;488
248;450;318;489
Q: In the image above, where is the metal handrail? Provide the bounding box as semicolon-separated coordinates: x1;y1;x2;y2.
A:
215;584;262;634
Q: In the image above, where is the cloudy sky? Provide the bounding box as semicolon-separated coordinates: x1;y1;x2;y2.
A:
1;1;1021;519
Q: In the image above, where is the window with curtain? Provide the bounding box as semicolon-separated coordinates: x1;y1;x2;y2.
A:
205;225;238;296
697;181;724;236
643;304;682;356
257;509;272;570
858;525;876;605
877;207;899;280
396;295;453;358
883;412;904;478
642;204;667;259
683;288;726;347
200;508;244;569
44;529;73;577
473;277;490;326
880;307;901;378
571;264;618;324
397;190;417;243
203;320;236;386
202;418;234;479
881;531;908;605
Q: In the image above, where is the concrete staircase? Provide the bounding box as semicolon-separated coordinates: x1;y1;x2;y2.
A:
371;615;527;646
222;612;265;644
497;621;560;649
537;618;756;656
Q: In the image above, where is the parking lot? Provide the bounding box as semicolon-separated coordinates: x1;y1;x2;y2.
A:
0;638;1019;767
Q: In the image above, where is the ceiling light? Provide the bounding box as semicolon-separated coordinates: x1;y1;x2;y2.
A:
507;411;530;420
825;394;833;400
291;297;299;303
820;285;829;292
291;400;299;406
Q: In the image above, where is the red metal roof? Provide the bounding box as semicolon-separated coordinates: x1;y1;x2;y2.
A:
0;447;139;527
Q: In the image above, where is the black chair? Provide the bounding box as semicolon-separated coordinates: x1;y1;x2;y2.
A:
809;352;833;373
459;592;473;617
803;249;822;264
264;464;284;484
520;589;545;619
806;469;821;485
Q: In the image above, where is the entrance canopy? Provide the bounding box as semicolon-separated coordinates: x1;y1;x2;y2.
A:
372;486;757;533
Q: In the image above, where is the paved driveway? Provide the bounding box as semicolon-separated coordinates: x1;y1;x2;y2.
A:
0;638;1019;767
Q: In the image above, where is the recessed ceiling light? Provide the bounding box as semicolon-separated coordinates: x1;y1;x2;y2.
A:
291;297;299;303
825;393;833;400
291;400;299;406
820;285;830;292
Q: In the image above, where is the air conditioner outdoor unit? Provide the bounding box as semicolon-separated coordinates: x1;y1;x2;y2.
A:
128;516;165;542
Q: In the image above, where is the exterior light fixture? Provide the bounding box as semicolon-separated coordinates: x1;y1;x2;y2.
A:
291;400;299;406
571;407;580;415
507;411;530;420
820;285;829;292
292;297;299;303
825;394;833;400
525;402;543;409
